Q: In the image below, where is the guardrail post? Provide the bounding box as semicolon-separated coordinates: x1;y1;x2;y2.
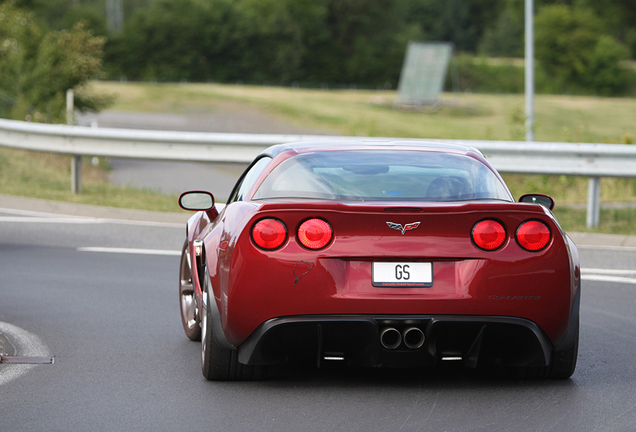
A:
66;89;83;194
71;155;82;194
587;177;601;228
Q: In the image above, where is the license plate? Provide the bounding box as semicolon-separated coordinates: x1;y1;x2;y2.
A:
372;262;432;287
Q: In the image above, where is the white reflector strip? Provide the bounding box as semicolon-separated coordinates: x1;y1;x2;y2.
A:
323;356;345;361
77;247;180;256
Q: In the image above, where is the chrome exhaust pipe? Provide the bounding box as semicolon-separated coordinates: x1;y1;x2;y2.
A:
380;327;402;350
403;327;425;349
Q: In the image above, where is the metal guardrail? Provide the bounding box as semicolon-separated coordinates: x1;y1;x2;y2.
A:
2;117;636;227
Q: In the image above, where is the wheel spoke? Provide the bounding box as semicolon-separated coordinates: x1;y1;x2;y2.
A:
201;289;208;365
179;240;201;340
180;279;194;294
180;293;196;329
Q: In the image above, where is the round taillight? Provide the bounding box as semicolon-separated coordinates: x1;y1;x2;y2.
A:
252;219;287;250
472;220;506;251
516;220;551;252
298;219;333;250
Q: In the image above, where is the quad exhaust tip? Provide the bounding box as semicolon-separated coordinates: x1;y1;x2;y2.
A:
380;328;402;350
402;327;425;350
380;327;426;350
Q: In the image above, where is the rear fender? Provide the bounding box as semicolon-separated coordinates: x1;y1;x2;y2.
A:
553;277;580;352
552;234;580;352
204;266;236;350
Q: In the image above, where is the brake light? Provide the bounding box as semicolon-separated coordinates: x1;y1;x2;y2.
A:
298;218;333;250
252;219;287;250
516;220;551;252
472;220;506;251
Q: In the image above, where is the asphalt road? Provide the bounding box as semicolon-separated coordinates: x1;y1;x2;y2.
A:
1;204;636;431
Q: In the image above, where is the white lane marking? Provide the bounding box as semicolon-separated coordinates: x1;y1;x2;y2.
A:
0;216;183;228
582;275;636;285
582;269;636;275
0;322;52;386
578;245;636;252
77;247;181;256
0;207;183;228
582;269;636;285
0;216;97;224
0;207;74;218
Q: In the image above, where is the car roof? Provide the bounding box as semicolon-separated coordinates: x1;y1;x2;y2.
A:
262;140;483;158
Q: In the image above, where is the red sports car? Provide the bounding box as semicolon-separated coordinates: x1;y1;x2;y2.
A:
178;141;580;380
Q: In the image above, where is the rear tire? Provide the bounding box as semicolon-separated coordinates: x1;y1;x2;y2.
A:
500;324;578;379
546;324;579;379
200;267;265;381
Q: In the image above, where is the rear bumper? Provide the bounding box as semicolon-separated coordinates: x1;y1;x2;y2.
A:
237;315;553;368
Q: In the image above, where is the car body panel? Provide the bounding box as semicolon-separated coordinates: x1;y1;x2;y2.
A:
198;201;575;348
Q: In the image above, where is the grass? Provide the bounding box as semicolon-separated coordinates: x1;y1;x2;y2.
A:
0;147;177;212
2;80;636;233
90;81;636;144
553;206;636;235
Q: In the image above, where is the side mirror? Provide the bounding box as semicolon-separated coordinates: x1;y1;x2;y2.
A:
519;193;555;210
179;191;215;211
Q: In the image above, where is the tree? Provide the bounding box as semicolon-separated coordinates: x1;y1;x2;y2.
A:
106;0;237;81
535;5;630;95
479;8;523;57
574;0;636;59
297;0;414;85
0;1;109;122
105;0;418;86
402;0;503;53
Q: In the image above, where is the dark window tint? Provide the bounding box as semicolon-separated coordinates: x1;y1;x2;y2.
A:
228;157;272;203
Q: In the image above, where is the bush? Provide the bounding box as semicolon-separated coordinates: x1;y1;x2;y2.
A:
446;55;524;93
0;2;43;116
0;2;108;122
586;35;632;95
443;56;636;97
535;5;630;96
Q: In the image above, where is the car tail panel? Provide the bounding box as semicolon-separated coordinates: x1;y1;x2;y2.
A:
221;201;573;347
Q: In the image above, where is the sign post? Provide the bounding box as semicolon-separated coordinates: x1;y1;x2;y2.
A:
525;0;534;142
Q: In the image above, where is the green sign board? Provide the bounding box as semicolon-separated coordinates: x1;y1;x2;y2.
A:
396;42;453;107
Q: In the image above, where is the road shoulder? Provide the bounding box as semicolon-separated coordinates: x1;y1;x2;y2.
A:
0;194;190;225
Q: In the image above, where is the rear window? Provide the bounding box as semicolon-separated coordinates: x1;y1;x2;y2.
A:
252;150;511;202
